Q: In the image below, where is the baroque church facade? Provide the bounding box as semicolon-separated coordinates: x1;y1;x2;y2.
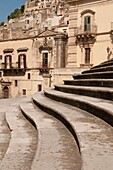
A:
0;0;113;98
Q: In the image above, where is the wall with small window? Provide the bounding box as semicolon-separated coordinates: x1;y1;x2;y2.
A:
76;1;113;67
18;54;26;69
78;9;96;34
15;80;18;87
38;84;42;91
4;55;12;69
0;55;2;60
0;39;33;70
78;2;113;33
23;89;26;95
28;73;31;79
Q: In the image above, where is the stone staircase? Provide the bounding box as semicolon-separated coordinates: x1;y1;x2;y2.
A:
0;59;113;169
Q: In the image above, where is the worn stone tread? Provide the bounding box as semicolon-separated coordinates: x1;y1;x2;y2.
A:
44;88;113;126
73;71;113;79
55;84;113;92
33;92;113;170
64;79;113;88
20;97;81;170
55;84;113;101
0;98;37;170
0;112;10;164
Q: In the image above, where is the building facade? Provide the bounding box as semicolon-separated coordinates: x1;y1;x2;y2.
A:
66;0;113;68
0;0;113;98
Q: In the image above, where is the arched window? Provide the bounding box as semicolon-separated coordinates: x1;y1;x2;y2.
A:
18;54;26;69
81;9;96;33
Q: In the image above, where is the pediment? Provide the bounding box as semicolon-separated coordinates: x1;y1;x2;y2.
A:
38;29;63;38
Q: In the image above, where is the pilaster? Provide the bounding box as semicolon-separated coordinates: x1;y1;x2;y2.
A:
66;5;78;68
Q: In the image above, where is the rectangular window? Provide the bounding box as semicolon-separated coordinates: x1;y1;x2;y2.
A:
38;84;42;91
0;55;2;60
23;89;26;95
28;73;31;79
84;16;91;32
42;53;48;68
5;55;12;69
15;80;18;87
85;48;90;64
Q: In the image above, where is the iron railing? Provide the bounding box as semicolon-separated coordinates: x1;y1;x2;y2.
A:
0;62;25;69
75;24;97;35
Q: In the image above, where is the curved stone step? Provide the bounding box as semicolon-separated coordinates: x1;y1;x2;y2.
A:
55;84;113;101
20;98;81;170
33;92;113;170
0;98;37;170
64;79;113;87
82;65;113;74
0;111;10;163
91;58;113;69
73;71;113;79
44;89;113;126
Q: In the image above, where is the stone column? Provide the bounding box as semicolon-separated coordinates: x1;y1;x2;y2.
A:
66;5;78;68
54;35;67;68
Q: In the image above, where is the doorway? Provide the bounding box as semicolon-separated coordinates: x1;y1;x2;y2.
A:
3;86;9;98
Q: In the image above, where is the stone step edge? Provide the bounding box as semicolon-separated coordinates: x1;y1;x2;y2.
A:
0;112;11;164
82;65;113;74
20;105;37;131
5;112;13;133
55;84;113;101
90;59;113;69
44;89;113;127
32;93;81;154
73;71;113;78
64;79;113;82
19;101;41;170
64;79;113;87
